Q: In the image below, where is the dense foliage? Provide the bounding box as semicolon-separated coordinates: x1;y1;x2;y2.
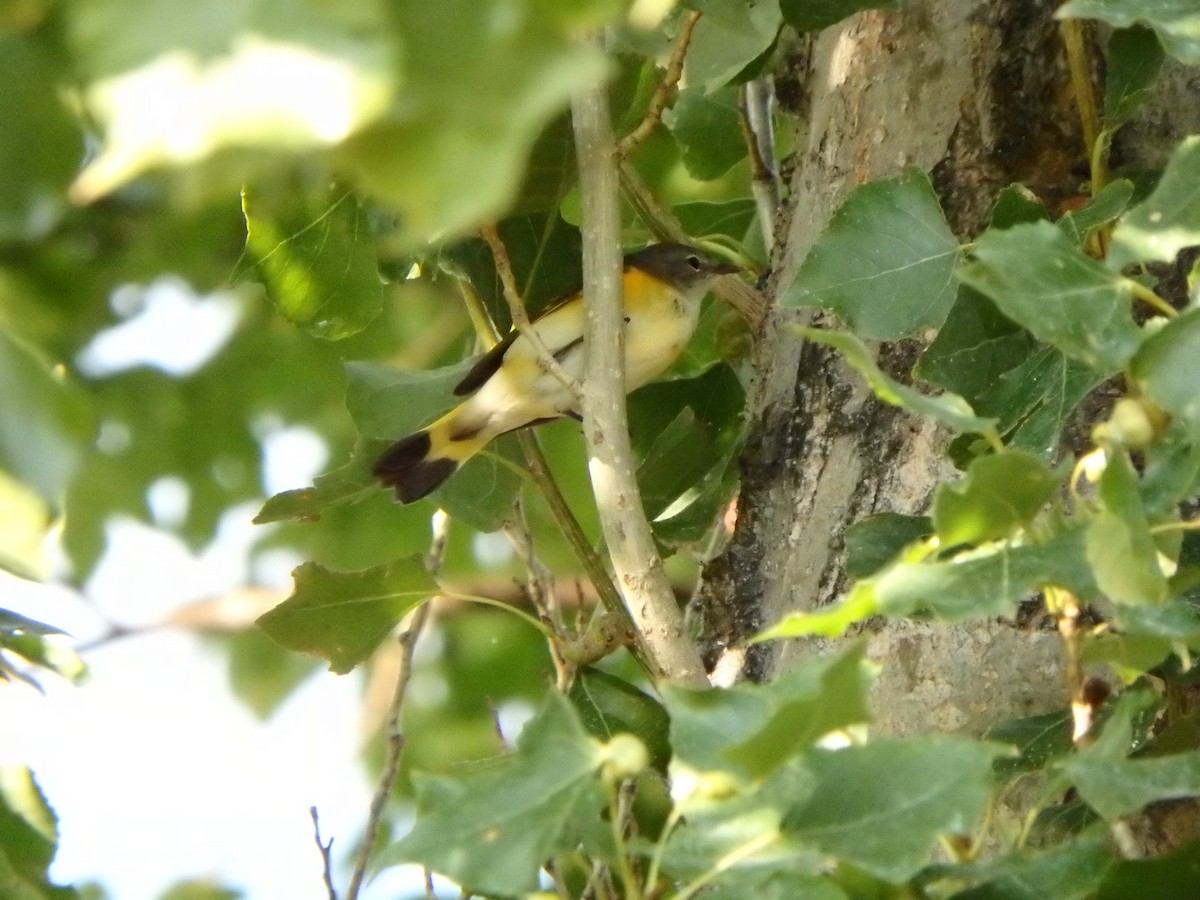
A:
5;0;1200;897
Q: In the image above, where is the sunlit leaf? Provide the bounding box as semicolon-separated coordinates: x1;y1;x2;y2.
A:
933;450;1061;547
1131;308;1200;435
784;171;960;339
0;767;75;899
257;557;436;674
1086;450;1168;605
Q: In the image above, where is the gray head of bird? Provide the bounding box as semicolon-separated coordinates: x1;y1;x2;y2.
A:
626;242;741;301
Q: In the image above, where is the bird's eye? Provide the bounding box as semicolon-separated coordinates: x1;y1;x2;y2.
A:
685;254;702;271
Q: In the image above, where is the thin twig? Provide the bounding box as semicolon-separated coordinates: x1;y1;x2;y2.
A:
481;223;583;400
618;10;702;158
345;512;448;899
571;32;709;688
1059;19;1103;194
505;501;574;691
310;806;338;900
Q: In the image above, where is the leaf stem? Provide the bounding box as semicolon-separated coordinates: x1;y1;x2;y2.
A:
1126;278;1177;318
1059;19;1103;194
441;590;556;637
674;831;778;900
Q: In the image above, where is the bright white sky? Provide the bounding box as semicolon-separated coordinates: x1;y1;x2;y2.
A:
1;280;434;898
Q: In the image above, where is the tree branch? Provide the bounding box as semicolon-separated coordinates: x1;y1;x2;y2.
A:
738;77;780;251
570;35;708;688
310;806;338;900
617;10;702;159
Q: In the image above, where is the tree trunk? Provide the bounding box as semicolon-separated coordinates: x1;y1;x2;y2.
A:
704;0;1198;741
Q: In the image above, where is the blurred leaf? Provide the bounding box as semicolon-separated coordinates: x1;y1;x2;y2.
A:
973;344;1105;459
915;287;1034;407
1131;307;1200;435
1058;0;1200;66
66;0;399;202
799;328;998;436
760;527;1096;639
254;441;384;524
844;513;932;579
0;329;92;507
436;435;524;533
224;629;320;719
784;171;960;339
1061;749;1200;820
0;767;76;900
1087;451;1168;605
1103;26;1165;130
569;668;671;772
335;0;609;248
1110;136;1200;269
684;0;782;91
779;0;899;31
1116;596;1200;643
674;199;759;242
381;693;604;896
960;222;1140;374
784;737;1010;882
1098;837;1200;900
990;183;1051;230
699;871;847;900
0;32;82;241
257;557;436;674
0;471;54;580
157;881;243;900
723;641;873;779
1056;179;1134;247
240;185;383;340
668;87;747;181
933;450;1061;547
664;641;872;773
1080;633;1174;680
986;709;1074;779
933;840;1113;900
1140;424;1200;514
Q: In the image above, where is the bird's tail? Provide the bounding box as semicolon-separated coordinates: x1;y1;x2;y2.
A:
373;406;491;503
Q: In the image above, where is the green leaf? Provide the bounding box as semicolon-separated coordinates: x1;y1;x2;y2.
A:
799;328;998;436
933;840;1113;900
1062;749;1200;820
1057;179;1134;247
784;171;961;339
569;668;672;772
1058;0;1200;66
1131;307;1200;435
66;0;399;201
1086;451;1168;605
780;0;899;31
254;442;386;524
784;737;1011;882
436;436;524;533
0;329;92;507
722;642;873;779
335;0;610;247
668;87;747;181
973;344;1106;458
1080;632;1174;679
0;33;83;241
1110;136;1200;270
844;513;933;579
990;183;1051;230
914;286;1034;407
224;629;321;719
664;641;873;773
344;358;476;440
759;527;1096;639
0;608;85;689
636;408;723;522
381;693;604;896
256;557;436;674
0;767;76;899
959;221;1140;374
986;709;1075;779
933;450;1061;547
240;185;383;340
684;0;783;91
1098;837;1200;900
1103;26;1166;130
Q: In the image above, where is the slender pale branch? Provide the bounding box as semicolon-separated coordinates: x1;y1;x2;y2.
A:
617;10;702;158
310;807;338;900
570;34;708;687
738;77;780;250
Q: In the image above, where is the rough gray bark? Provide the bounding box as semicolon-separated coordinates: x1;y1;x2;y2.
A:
699;0;1200;845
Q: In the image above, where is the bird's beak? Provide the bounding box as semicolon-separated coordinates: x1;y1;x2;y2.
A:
710;261;741;275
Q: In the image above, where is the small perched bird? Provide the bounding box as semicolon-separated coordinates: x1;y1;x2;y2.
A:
374;242;739;503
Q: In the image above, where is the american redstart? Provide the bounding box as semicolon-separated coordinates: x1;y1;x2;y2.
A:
374;242;740;503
